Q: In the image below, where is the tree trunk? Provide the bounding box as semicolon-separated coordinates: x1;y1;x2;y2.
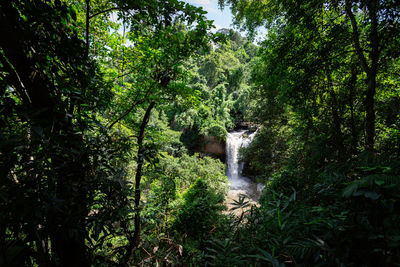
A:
123;101;155;264
345;0;380;152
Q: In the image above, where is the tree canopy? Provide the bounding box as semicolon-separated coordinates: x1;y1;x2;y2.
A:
1;0;400;266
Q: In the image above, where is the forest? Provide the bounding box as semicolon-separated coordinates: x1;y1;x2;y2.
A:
1;0;400;266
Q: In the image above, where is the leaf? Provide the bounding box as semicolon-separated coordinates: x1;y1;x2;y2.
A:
32;126;43;137
342;182;358;198
364;191;380;200
248;248;283;267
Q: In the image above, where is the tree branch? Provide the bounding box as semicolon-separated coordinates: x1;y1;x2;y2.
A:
107;83;155;129
345;0;370;73
0;53;31;104
107;99;145;129
367;1;380;73
89;7;128;20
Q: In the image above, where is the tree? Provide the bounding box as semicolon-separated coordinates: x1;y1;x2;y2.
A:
0;0;216;265
0;1;104;265
220;0;400;152
170;30;258;147
99;6;216;263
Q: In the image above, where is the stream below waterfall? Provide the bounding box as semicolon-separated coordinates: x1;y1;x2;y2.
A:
226;130;264;202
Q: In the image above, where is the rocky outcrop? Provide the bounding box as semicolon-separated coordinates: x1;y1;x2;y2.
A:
202;136;225;154
199;136;226;162
235;122;258;131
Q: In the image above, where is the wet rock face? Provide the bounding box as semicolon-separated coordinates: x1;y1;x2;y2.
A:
202;136;226;155
188;135;226;162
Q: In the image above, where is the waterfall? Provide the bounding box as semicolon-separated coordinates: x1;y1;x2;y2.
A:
226;130;260;196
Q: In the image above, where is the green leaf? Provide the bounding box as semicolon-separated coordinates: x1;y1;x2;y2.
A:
364;191;380;200
342;182;358;198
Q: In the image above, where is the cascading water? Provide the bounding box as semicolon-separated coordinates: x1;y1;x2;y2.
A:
226;129;262;199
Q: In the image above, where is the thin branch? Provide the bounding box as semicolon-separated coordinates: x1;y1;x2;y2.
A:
107;83;155;129
89;7;128;20
330;49;359;59
111;62;148;83
112;69;139;83
0;53;31;104
107;99;145;129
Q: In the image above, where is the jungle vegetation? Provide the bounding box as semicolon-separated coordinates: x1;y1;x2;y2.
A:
1;0;400;266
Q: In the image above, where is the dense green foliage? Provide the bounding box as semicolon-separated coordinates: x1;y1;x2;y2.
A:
218;0;400;265
167;29;258;148
0;0;222;265
1;0;400;266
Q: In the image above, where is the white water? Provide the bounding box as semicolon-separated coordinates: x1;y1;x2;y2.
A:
226;130;263;199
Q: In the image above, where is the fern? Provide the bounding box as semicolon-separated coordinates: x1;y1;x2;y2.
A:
286;237;327;262
248;248;284;267
229;194;251;211
204;238;245;266
343;173;400;198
